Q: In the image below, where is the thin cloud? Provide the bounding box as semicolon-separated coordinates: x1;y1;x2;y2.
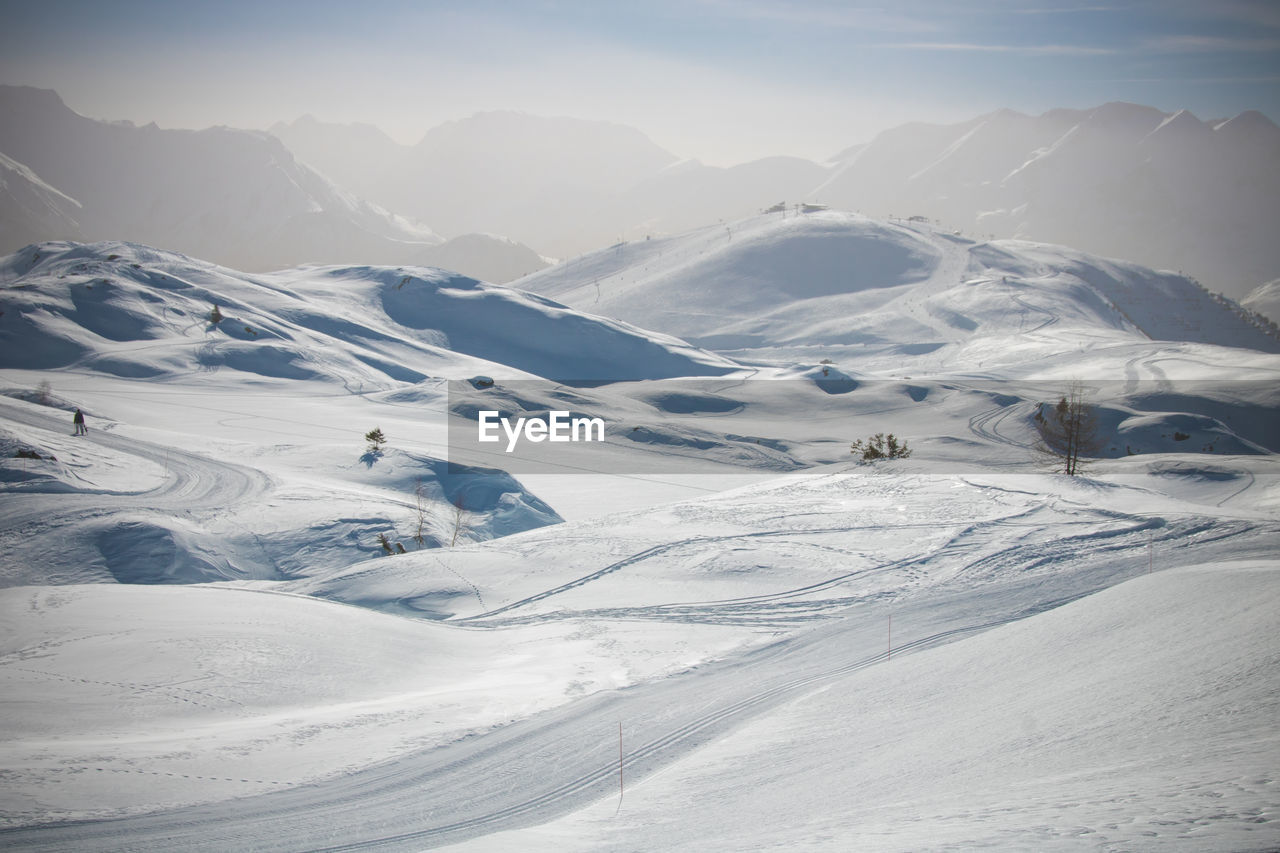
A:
1182;0;1280;31
883;41;1118;55
1142;35;1280;53
1008;5;1123;13
691;0;940;33
1110;74;1280;84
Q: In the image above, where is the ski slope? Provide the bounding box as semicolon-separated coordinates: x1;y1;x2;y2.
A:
469;560;1280;853
1;465;1276;850
2;227;1278;850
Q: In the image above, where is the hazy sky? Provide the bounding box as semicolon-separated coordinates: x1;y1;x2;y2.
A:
2;0;1278;165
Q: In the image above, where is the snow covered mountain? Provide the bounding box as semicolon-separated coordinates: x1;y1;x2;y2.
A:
1;218;1277;850
518;209;1280;365
12;90;1273;300
1243;279;1280;326
0;87;547;282
360;111;681;258
267;102;1280;299
814;103;1280;300
267;111;831;258
0;87;436;267
267;114;406;201
0;151;82;250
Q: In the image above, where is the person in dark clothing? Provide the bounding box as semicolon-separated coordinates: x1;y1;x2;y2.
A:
73;408;87;435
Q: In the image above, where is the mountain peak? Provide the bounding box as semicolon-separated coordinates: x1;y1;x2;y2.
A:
1083;101;1168;133
1215;109;1280;136
0;84;80;125
1143;108;1209;142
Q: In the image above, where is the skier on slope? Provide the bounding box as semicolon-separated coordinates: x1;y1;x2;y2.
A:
73;408;87;436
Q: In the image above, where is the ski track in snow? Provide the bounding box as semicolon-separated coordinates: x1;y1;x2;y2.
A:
0;604;1149;851
1;490;1274;851
0;397;272;586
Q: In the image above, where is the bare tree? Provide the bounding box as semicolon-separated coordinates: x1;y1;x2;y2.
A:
449;493;470;547
1035;381;1102;476
413;478;429;548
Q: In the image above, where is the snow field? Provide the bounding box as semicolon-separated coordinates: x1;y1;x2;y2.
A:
0;582;749;828
457;560;1280;852
0;226;1277;849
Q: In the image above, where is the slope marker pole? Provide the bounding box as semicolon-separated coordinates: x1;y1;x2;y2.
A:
616;721;624;815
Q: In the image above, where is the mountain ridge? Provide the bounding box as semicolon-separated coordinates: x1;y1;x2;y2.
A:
4;88;1278;297
0;87;548;282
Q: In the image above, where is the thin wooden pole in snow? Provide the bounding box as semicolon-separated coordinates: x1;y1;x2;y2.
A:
616;721;624;814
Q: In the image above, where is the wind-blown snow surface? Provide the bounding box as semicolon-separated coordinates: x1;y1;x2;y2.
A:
1;228;1278;850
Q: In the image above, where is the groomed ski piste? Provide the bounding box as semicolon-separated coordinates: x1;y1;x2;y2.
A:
1;213;1278;851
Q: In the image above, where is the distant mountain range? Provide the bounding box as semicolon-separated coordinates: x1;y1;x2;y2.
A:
2;86;1278;299
0;87;546;283
814;103;1280;304
272;102;1280;301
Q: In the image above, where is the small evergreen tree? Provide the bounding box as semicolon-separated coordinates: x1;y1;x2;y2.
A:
209;304;224;324
851;432;911;461
365;427;386;454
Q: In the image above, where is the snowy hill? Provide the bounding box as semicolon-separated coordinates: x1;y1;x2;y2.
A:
518;209;1280;365
0;240;738;588
0;241;734;383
